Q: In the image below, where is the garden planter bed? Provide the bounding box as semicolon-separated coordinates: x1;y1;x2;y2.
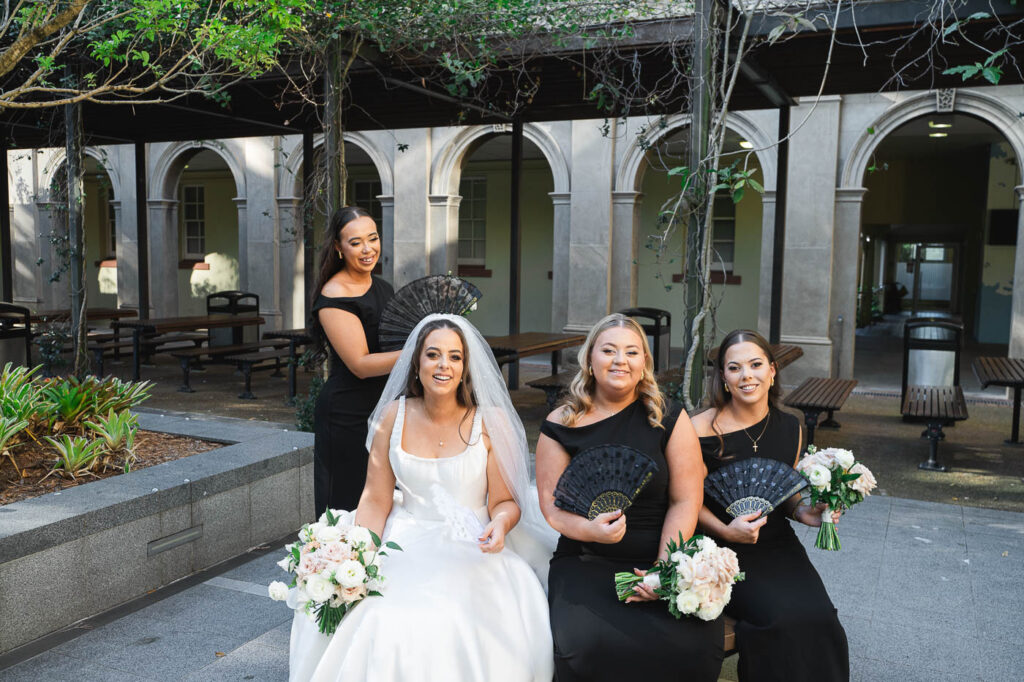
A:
0;411;314;655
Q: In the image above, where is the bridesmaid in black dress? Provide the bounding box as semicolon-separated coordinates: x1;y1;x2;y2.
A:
309;207;401;516
692;329;849;682
536;313;723;682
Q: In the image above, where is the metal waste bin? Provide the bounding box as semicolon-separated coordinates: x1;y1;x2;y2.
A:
618;307;671;372
206;290;259;347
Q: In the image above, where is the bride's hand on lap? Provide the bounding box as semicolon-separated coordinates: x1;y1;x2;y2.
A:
586;509;627;544
479;513;510;553
725;512;767;544
625;568;658;604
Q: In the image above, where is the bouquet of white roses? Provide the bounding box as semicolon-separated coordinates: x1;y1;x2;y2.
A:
795;445;877;551
614;533;744;621
268;508;401;635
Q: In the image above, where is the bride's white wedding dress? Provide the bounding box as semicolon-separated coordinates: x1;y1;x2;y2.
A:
289;397;553;681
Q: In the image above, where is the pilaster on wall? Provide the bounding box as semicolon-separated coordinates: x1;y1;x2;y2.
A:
1011;185;1024;358
427;194;461;277
112;145;139;312
392;129;431;287
756;190;777;335
243;138;280;328
276;197;303;329
378;195;395;284
147;199;178;318
566;120;615;333
781;95;842;380
832;187;868;379
610;191;642;312
549;192;571;333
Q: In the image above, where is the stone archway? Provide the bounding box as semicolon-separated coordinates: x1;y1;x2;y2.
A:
834;90;1024;368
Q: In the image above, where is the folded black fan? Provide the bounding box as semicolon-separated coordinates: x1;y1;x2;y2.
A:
704;457;808;518
378;275;483;350
554;444;659;520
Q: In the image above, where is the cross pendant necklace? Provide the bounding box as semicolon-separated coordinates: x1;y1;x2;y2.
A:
742;410;770;453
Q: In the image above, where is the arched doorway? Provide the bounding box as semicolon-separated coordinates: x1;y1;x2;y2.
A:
853;112;1018;392
83;156;119;308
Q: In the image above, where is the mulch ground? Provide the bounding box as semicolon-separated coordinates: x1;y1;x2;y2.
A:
0;430;222;506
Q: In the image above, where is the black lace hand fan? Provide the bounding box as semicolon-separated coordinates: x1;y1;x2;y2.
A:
553;444;659;520
704;457;808;518
378;275;482;350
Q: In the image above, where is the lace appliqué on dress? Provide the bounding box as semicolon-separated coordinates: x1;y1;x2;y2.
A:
430;483;485;543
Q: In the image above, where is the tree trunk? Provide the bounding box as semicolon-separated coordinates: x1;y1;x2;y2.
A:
64;100;88;378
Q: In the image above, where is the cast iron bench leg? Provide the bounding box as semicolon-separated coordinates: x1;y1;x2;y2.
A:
803;409;821;446
544;387;560;412
92;348;105;377
509;360;520;391
919;421;948;472
239;362;256;400
271;356;284;378
177;357;195;393
820;409;841;429
1007;387;1022;446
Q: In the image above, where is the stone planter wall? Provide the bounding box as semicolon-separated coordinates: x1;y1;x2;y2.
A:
0;412;314;654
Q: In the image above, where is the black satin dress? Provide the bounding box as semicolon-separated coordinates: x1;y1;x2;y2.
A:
699;408;849;682
311;276;393;516
541;400;724;682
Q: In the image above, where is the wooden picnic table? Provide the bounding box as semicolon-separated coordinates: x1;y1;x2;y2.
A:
112;315;265;380
485;331;586;389
972;356;1024;445
262;328;313;402
29;307;137;325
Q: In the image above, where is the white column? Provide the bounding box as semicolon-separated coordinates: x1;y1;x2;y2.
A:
779;95;841;384
392;129;431;287
233;196;249;293
427;194;460;276
276;196;303;329
1011;185;1024;358
147;198;178;317
756;190;777;335
549;191;571;332
378;194;395;284
566;120;615;333
832;188;868;378
610;190;642;311
113;145;139;312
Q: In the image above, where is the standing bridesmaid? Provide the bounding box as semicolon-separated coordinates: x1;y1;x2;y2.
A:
309;206;401;515
692;328;849;682
536;313;723;682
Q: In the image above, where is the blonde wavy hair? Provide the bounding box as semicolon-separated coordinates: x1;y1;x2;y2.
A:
559;313;666;428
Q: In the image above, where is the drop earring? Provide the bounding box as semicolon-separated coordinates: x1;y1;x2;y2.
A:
336;249;344;260
724;384;730;393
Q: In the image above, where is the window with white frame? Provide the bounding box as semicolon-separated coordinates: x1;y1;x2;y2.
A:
711;195;736;272
349;179;383;225
458;177;487;265
106;186;117;257
181;185;206;257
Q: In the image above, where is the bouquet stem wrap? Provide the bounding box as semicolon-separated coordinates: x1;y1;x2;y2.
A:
816;505;841;551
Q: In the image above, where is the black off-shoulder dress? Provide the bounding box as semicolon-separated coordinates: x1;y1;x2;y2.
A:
311;276;393;515
699;408;849;682
541;400;724;682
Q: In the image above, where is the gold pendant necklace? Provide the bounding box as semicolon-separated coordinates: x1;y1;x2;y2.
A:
743;410;770;453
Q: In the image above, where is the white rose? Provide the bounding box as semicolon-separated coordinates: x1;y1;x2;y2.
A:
315;524;343;544
268;581;289;601
335;560;367;589
348;526;373;548
276;556;292;572
814;449;838;468
832;449;855;471
695;536;717;553
669;551;685;564
697;599;725;622
807;464;832;490
675;590;701;615
848;463;877;496
642;573;662;590
305;522;325;542
675;554;695;585
304;573;335;603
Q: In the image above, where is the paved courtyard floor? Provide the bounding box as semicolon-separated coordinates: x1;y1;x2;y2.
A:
2;494;1021;681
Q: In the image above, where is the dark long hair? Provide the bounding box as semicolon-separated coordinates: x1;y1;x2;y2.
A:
708;328;782;458
404;318;477;444
307;206;374;362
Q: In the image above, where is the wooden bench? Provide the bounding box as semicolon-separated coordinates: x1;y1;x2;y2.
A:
171;340;288;393
223;347;292;399
783;377;858;445
88;332;207;376
526;370;577;410
901;385;968;472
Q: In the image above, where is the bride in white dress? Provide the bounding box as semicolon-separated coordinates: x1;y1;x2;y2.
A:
289;314;556;682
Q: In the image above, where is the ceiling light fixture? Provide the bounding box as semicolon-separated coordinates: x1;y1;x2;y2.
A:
739;140;753;149
928;121;953;129
928;132;948;138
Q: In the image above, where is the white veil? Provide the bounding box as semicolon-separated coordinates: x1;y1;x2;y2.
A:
365;313;558;587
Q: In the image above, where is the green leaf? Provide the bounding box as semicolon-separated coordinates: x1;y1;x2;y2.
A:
368;530;382;547
732;187;745;204
384;540;402;550
747;177;764;193
982;66;1003;84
